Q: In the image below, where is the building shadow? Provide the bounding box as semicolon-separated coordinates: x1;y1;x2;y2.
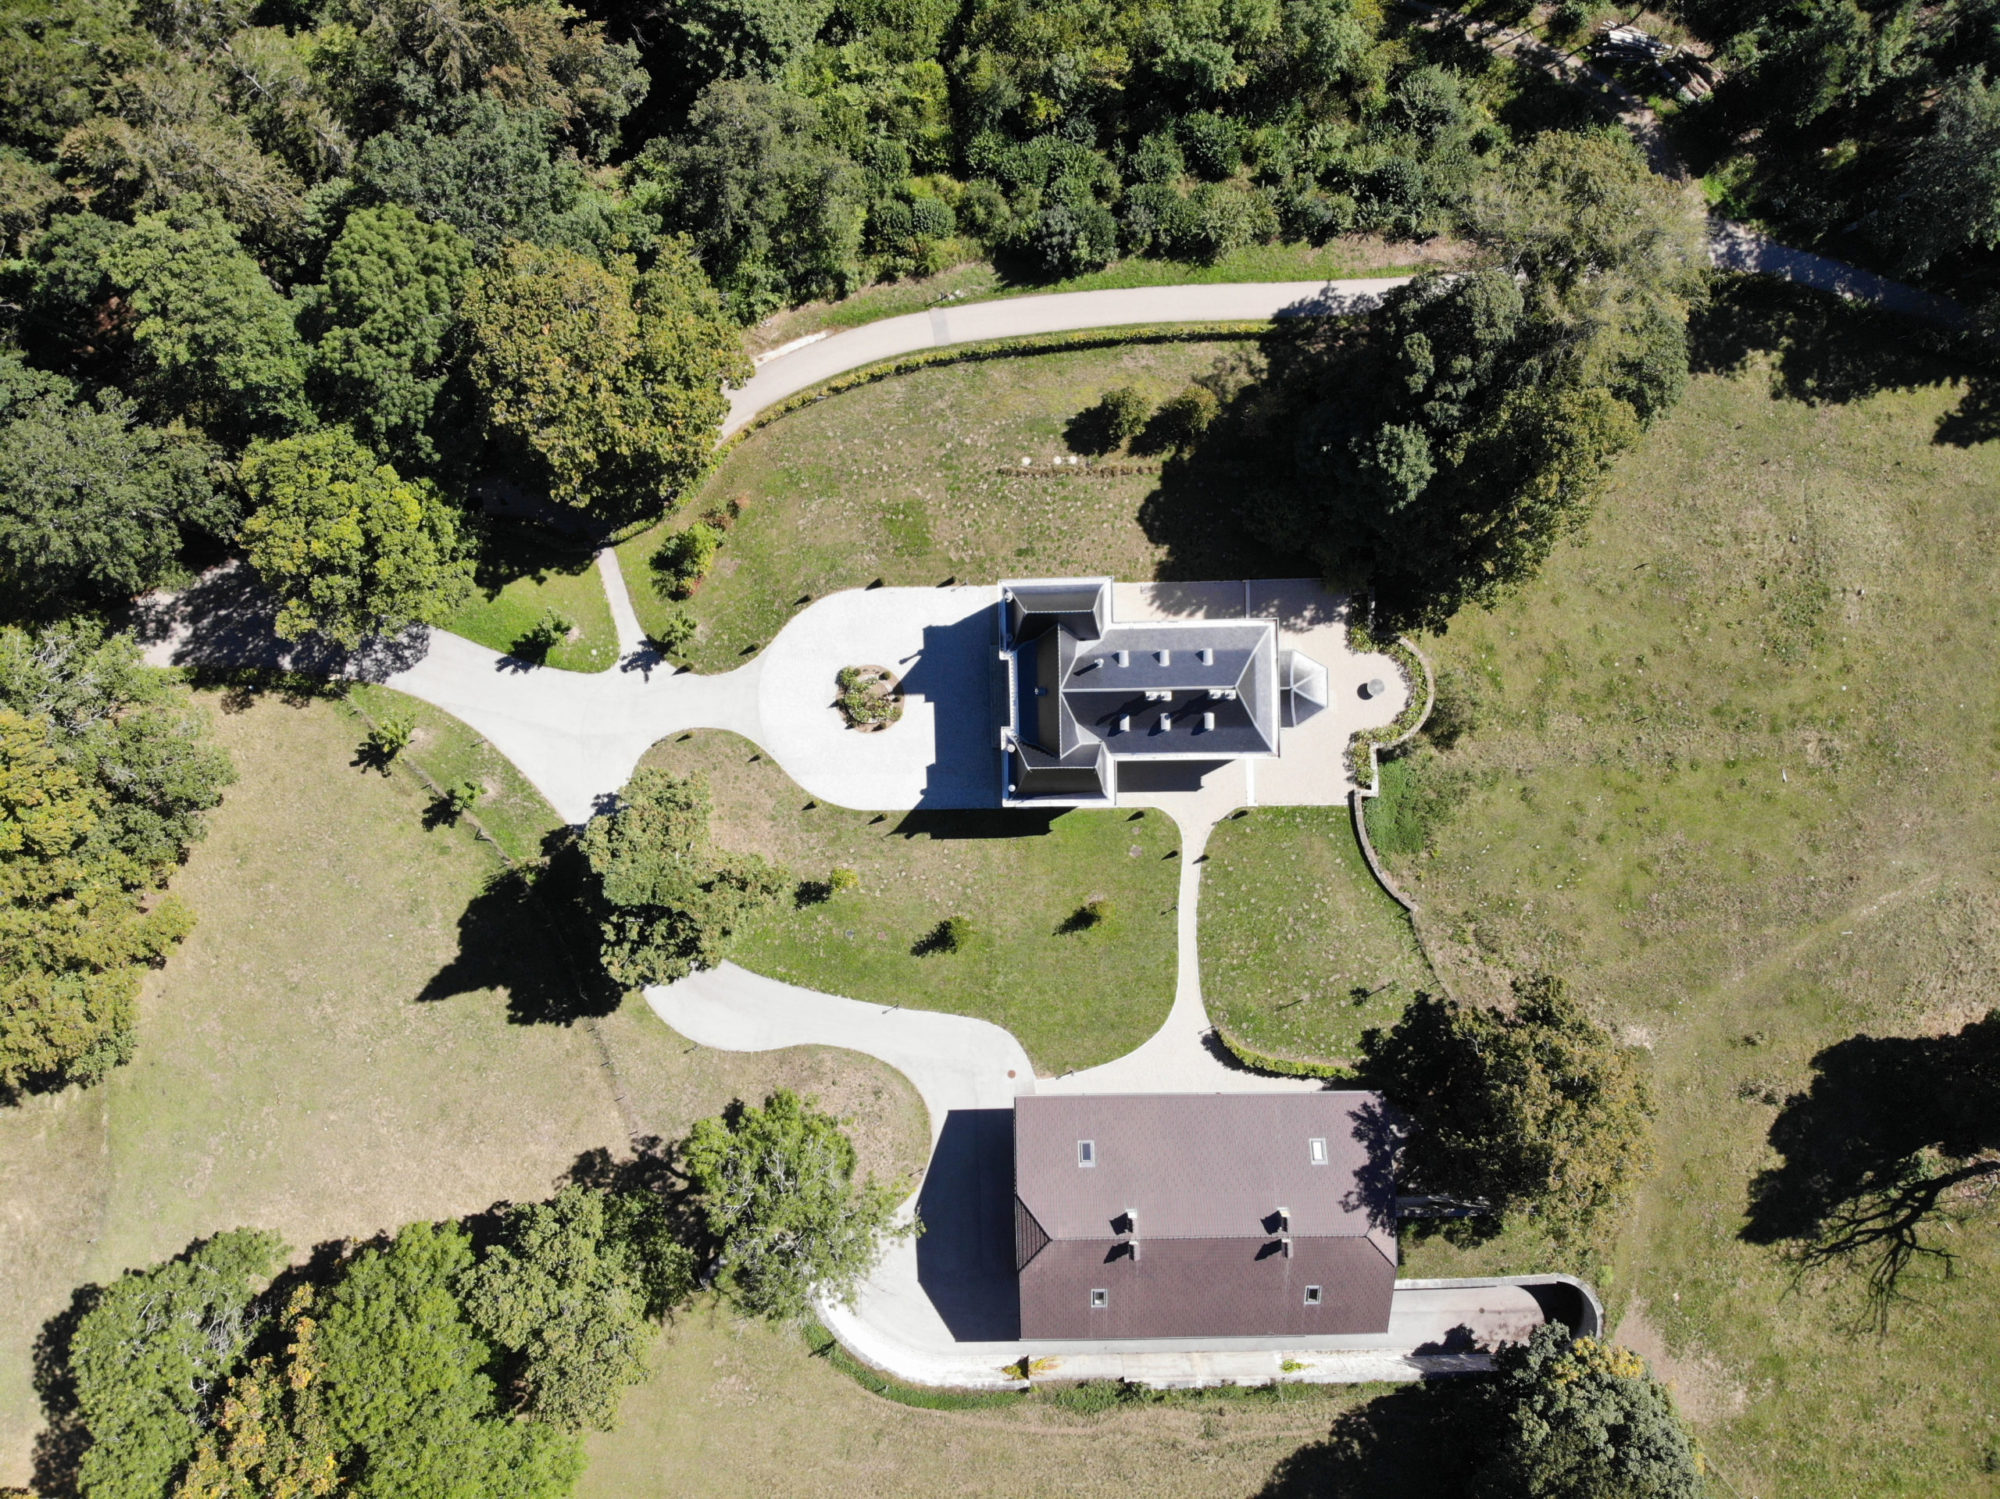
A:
915;1108;1021;1341
1742;1009;2000;1322
896;612;1001;809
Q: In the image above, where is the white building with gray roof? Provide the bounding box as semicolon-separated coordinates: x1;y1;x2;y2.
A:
999;577;1330;805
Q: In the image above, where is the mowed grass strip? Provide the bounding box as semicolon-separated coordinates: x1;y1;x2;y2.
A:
1380;287;2000;1497
616;340;1297;671
443;527;619;672
1199;807;1436;1068
0;691;929;1488
641;731;1180;1074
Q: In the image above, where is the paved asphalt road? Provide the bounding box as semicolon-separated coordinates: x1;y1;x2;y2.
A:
721;277;1415;436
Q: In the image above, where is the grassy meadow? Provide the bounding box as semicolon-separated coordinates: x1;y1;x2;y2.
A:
1376;285;2000;1497
639;730;1181;1074
443;527;619;672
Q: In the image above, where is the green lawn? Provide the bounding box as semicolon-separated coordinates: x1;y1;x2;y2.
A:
1199;807;1437;1069
0;691;928;1488
641;730;1181;1074
442;527;619;672
346;682;563;863
617;339;1298;670
1377;284;2000;1497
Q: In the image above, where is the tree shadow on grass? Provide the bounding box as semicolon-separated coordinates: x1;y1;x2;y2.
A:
1742;1009;2000;1328
1691;277;2000;445
1256;1380;1481;1498
417;845;622;1024
29;1283;96;1499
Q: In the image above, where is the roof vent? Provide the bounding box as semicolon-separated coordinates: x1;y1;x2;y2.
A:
1078;1139;1096;1168
1156;649;1171;665
1201;712;1214;732
1117;715;1130;733
1282;1236;1293;1258
1159;713;1172;733
1115;649;1129;667
1090;1288;1108;1309
1277;1206;1290;1232
1308;1137;1329;1166
1198;647;1213;665
1304;1285;1323;1306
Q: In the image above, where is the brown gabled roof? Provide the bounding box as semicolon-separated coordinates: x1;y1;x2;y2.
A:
1013;1093;1399;1340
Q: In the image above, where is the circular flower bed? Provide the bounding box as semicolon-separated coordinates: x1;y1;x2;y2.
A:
835;665;903;731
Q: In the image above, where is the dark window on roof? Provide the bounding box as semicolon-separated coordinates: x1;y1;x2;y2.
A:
1309;1137;1328;1165
1090;1289;1108;1309
1078;1140;1096;1167
1305;1285;1323;1306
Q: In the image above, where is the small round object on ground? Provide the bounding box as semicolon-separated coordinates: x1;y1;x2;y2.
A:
1365;677;1386;698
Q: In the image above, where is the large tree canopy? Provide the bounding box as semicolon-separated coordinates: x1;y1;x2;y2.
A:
319;1220;582;1499
1468;1326;1708;1498
460;1184;694;1431
69;1228;285;1499
464;239;747;514
237;426;474;645
309;204;476;472
0;350;231;615
101;206;312;442
682;1087;913;1319
634;80;867;320
578;768;783;986
1360;976;1655;1247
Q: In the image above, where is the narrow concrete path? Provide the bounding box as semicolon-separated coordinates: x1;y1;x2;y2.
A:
722;278;1412;436
596;547;648;659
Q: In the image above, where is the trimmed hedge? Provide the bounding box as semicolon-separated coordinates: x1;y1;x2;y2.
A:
1209;1022;1357;1081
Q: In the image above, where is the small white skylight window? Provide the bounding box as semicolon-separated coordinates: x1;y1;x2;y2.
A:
1305;1286;1323;1306
1090;1288;1109;1309
1308;1137;1329;1166
1078;1139;1096;1168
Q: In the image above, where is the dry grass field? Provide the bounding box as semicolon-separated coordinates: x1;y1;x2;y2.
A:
1374;286;2000;1496
0;692;927;1490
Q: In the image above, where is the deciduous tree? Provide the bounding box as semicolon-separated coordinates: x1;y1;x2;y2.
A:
101;206;312;442
318;1221;581;1499
464;240;747;514
237;426;474;645
68;1229;285;1499
683;1088;913;1319
460;1184;694;1431
310;205;476;471
578;768;784;985
0;351;231;615
1360;976;1654;1247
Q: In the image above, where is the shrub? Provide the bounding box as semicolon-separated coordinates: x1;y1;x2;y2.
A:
1178;111;1243;179
648;609;696;658
515;606;574;660
1149;384;1219;449
365;712;415;761
649;522;722;601
828;865;859;894
835;665;902;728
1099;386;1151;443
445;778;484;816
916;915;974;954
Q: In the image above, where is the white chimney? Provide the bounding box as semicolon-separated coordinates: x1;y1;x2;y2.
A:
1201;712;1214;732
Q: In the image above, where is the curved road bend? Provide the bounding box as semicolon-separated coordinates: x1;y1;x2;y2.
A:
721;277;1415;437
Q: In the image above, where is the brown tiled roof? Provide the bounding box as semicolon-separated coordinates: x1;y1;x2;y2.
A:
1013;1093;1397;1339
